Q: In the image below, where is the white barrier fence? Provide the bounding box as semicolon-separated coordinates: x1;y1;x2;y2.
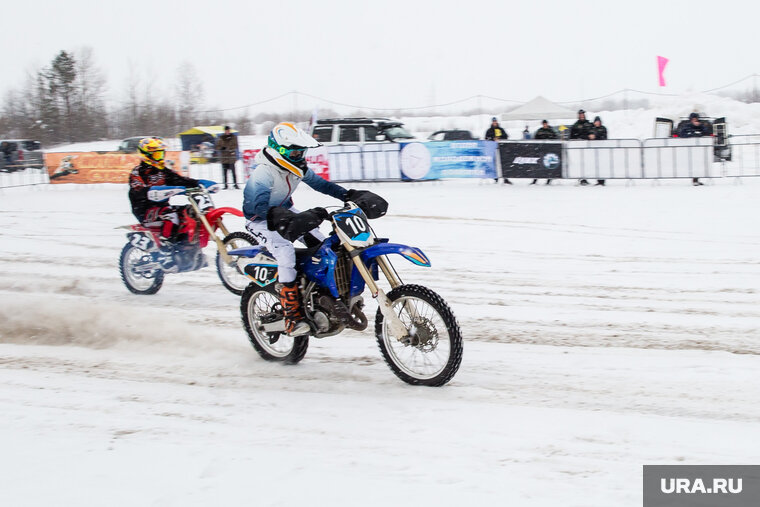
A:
564;139;643;179
327;144;401;181
5;136;760;190
563;137;719;179
721;135;760;178
641;137;716;179
0;167;49;188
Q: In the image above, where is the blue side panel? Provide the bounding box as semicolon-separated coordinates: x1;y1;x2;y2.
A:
228;245;269;257
298;236;341;298
359;243;431;267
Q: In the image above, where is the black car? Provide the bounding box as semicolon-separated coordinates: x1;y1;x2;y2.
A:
427;129;476;141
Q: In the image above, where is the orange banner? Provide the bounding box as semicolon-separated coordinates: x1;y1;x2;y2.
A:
45;152;185;184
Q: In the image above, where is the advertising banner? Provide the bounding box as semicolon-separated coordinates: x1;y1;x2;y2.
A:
498;142;563;179
45;151;186;184
399;141;497;180
242;149;261;181
306;145;330;181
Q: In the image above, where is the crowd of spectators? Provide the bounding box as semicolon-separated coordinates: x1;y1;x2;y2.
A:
485;109;710;186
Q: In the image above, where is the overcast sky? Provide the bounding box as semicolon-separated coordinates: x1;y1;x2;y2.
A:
3;0;758;114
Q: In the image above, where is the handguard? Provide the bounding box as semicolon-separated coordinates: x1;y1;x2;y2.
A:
345;189;388;219
198;179;220;193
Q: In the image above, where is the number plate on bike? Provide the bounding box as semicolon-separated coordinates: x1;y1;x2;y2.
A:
333;207;374;247
244;264;278;287
190;192;213;211
127;232;154;251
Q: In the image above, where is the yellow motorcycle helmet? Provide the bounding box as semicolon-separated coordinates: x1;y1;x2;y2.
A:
138;137;168;169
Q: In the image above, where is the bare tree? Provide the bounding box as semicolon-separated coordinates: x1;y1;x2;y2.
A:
73;47;109;140
174;62;204;131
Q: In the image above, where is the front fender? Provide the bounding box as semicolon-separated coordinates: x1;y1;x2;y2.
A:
205;206;244;225
360;243;431;267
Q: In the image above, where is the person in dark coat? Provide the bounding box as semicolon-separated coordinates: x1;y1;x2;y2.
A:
215;125;240;189
570;109;593;185
531;120;558;185
678;113;712;186
588;116;608;186
485;117;512;184
485;117;509;141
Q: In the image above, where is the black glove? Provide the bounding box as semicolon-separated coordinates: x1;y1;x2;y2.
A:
345;189;388;219
267;206;328;242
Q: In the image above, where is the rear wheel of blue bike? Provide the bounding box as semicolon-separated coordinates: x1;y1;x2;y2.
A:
375;284;463;386
241;284;309;364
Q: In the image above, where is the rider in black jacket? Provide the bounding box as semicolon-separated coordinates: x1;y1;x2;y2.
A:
128;137;200;238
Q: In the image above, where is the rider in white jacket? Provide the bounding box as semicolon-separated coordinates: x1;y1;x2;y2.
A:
242;122;348;336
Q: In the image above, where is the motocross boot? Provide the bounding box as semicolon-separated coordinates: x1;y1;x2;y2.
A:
278;282;310;336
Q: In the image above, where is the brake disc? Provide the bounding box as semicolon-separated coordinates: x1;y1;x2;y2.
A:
408;317;439;352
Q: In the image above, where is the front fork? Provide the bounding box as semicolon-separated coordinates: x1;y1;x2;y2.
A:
347;247;410;341
188;198;234;264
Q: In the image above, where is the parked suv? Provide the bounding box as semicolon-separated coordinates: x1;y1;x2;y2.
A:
311;118;417;144
0;139;43;171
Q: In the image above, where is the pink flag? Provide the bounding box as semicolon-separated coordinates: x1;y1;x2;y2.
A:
657;56;669;87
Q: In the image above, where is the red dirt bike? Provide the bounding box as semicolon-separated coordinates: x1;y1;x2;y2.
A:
118;186;256;295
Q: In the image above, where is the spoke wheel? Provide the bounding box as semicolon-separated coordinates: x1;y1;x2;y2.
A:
217;231;258;295
376;284;462;386
119;244;163;295
241;284;309;364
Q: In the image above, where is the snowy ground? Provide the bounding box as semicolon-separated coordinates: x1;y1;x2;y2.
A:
1;179;759;506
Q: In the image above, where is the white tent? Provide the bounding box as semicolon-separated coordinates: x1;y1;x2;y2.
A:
500;96;576;121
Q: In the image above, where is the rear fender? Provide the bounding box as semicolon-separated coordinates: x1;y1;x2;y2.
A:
359;243;431;267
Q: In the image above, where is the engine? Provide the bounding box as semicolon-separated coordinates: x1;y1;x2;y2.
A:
308;290;367;338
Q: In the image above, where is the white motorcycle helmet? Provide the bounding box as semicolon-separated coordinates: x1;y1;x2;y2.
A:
266;122;319;177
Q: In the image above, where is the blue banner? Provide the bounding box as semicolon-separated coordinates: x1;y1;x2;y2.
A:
399;141;497;180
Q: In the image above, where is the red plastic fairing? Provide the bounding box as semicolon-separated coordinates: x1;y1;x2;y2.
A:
206;207;244;225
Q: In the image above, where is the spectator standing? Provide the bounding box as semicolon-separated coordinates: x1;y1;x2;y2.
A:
0;141;11;169
216;125;240;189
678;112;712;185
531;120;558;185
570;109;593;185
485;116;512;184
588;116;608;186
485;116;509;141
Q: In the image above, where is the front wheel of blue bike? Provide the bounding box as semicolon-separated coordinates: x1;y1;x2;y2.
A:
375;284;463;387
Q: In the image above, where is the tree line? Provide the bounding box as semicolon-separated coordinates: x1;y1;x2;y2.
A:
0;48;260;146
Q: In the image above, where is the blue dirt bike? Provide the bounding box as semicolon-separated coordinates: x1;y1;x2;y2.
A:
232;201;463;386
